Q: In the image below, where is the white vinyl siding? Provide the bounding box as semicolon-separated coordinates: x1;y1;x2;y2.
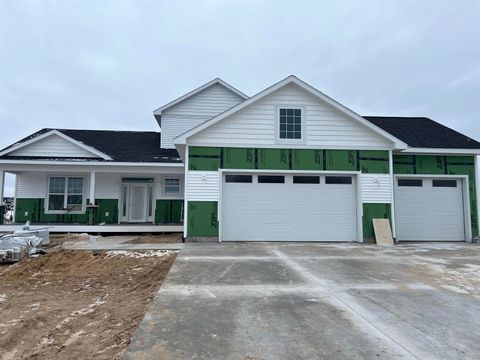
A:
16;173;46;198
161;83;245;148
95;173;120;199
361;174;392;203
189;83;391;149
186;171;219;201
9;133;99;158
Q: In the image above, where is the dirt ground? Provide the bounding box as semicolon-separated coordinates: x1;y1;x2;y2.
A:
0;249;177;360
123;233;183;244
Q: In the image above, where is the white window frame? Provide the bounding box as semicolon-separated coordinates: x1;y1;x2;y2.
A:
163;177;182;197
45;175;86;214
275;106;305;144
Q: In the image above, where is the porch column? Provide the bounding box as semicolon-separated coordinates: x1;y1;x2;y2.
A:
0;170;4;224
88;171;96;225
0;169;4;204
389;150;396;239
89;171;96;205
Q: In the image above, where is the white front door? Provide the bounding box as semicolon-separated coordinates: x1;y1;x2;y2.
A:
128;184;148;222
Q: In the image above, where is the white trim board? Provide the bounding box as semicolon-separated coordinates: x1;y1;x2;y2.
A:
174;75;408;149
0;130;113;160
153;78;248;115
399;148;480;155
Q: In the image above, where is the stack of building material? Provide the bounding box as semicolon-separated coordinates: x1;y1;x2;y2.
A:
0;222;48;263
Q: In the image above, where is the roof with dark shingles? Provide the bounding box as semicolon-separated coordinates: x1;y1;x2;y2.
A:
363;116;480;149
0;128;181;163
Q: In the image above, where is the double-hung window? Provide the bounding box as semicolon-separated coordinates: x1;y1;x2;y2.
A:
279;108;302;140
48;176;84;212
164;178;181;195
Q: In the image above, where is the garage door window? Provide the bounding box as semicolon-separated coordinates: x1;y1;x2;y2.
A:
433;179;457;187
225;175;252;183
398;179;422;187
326;176;352;184
258;175;285;183
293;176;320;184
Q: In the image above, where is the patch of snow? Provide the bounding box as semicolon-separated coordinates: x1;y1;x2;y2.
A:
0;293;6;302
105;250;174;258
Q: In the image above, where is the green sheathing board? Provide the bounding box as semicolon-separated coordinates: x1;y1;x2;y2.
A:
187;201;218;236
393;154;478;237
291;149;323;170
155;200;184;224
188;146;389;173
14;198;118;224
224;148;255;169
258;149;290;170
363;203;392;240
94;199;118;224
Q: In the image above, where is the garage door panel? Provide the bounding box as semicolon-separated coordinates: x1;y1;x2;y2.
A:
395;177;465;241
222;173;357;242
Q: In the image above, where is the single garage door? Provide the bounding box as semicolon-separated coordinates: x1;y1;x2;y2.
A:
221;173;358;241
394;177;466;241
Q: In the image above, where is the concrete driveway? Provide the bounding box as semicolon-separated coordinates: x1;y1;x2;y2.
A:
125;242;480;360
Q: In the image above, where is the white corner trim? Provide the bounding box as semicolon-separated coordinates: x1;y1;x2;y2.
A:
173;75;408;149
153;78;248;115
0;130;113;160
400;147;480;155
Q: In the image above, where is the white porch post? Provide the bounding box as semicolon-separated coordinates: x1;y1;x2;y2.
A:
389;150;396;239
89;171;96;205
0;170;5;204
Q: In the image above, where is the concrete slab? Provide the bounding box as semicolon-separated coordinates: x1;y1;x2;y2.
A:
62;235;184;251
125;243;480;360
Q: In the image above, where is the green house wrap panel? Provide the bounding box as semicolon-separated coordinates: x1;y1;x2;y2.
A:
358;150;389;174
325;150;357;171
189;146;221;170
224;148;255;169
291;149;323;170
188;201;218;236
155;200;183;224
189;157;220;171
258;148;289;169
393;155;415;174
94;199;118;224
14;198;117;224
363;203;392;239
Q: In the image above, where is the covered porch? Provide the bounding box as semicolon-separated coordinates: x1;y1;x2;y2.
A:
0;160;186;232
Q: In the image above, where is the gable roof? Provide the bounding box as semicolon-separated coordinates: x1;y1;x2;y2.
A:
364;116;480;150
0;129;182;163
153;78;248;115
174;75;408;148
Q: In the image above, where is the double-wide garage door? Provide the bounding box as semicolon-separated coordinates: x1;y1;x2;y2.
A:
221;173;358;241
395;177;466;241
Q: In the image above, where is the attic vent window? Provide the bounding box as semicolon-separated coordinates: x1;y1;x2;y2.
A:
279;108;302;140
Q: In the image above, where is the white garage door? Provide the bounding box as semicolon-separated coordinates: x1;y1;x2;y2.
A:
394;178;466;241
221;173;358;242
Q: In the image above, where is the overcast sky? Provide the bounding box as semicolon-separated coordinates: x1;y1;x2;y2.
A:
1;0;480;196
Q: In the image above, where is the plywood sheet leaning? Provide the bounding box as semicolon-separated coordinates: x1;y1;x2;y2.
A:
372;218;394;246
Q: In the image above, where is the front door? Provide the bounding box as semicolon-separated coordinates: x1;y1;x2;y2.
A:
128;184;148;222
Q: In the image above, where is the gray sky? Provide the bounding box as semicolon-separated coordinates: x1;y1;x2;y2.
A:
1;0;480;196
